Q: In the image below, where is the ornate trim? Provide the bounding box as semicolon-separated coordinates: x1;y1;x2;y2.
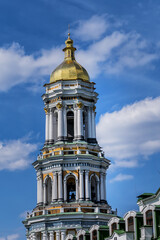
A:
56;103;63;109
77;102;83;109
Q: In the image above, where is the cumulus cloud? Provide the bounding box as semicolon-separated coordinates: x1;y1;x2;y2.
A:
97;97;160;168
0;15;159;92
0;43;63;92
73;15;108;41
0;235;19;240
7;235;19;240
110;173;134;183
0;137;38;171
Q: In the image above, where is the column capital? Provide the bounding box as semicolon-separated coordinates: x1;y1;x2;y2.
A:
56;103;63;110
77;102;83;109
44;107;49;114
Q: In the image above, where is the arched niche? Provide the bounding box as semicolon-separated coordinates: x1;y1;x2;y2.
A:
67;176;76;202
90;175;99;203
44;176;52;205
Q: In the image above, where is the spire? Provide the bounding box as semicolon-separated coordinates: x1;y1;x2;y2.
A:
63;29;76;61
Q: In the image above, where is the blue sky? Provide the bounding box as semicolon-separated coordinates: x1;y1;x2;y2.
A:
0;0;160;239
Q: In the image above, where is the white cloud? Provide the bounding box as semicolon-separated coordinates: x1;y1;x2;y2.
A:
0;137;38;171
7;234;19;240
0;43;63;92
97;97;160;168
0;15;159;92
0;235;19;240
110;173;134;183
73;15;108;41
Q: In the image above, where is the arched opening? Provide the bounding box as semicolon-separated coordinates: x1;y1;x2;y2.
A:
128;216;134;231
67;111;74;141
92;230;97;240
146;210;153;226
91;176;97;203
111;222;117;234
54;112;58;142
83;111;87;140
46;177;52;205
67;176;76;202
79;235;83;240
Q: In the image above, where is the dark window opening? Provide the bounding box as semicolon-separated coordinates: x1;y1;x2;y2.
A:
146;210;153;226
92;230;97;240
46;178;52;205
111;223;117;234
91;176;97;203
67;111;74;141
79;235;83;240
67;177;76;202
128;217;134;232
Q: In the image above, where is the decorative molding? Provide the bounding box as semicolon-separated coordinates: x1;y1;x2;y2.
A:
56;103;63;109
77;102;83;109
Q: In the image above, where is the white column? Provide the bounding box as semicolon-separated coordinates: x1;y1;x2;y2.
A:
56;231;60;240
37;171;43;205
79;170;84;200
88;107;92;139
85;170;90;200
43;183;47;204
52;172;57;201
64;179;67;201
91;107;96;139
32;233;36;240
61;231;66;240
45;109;49;143
74;108;77;139
76;179;79;201
63;107;67;140
153;210;157;238
100;172;104;201
49;232;54;240
89;180;91;200
42;232;47;240
57;104;64;141
49;109;54;143
77;103;83;140
97;180;100;202
104;173;106;201
58;171;63;201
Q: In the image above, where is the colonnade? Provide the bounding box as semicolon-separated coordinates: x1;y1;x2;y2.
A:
29;230;66;240
44;103;96;144
37;170;107;205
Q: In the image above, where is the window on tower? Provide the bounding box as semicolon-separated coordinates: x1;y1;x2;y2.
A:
67;176;76;202
91;175;98;203
46;177;52;205
67;111;74;141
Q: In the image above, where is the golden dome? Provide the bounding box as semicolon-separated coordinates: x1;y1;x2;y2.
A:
50;34;90;83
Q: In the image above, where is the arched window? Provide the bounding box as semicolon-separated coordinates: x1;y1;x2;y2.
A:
128;217;134;231
83;111;87;140
91;176;97;203
146;210;153;226
92;230;97;240
67;176;76;202
46;177;52;205
111;222;117;234
79;235;83;240
67;111;74;141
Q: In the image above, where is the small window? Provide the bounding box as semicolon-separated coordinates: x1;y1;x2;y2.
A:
111;223;117;234
146;210;153;226
128;217;134;231
92;230;97;240
79;235;83;240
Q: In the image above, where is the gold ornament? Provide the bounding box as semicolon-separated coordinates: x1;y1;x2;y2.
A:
77;102;83;109
56;103;63;109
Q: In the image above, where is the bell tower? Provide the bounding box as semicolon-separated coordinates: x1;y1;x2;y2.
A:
23;34;116;240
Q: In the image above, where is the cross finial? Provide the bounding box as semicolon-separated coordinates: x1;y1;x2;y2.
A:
68;24;70;37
